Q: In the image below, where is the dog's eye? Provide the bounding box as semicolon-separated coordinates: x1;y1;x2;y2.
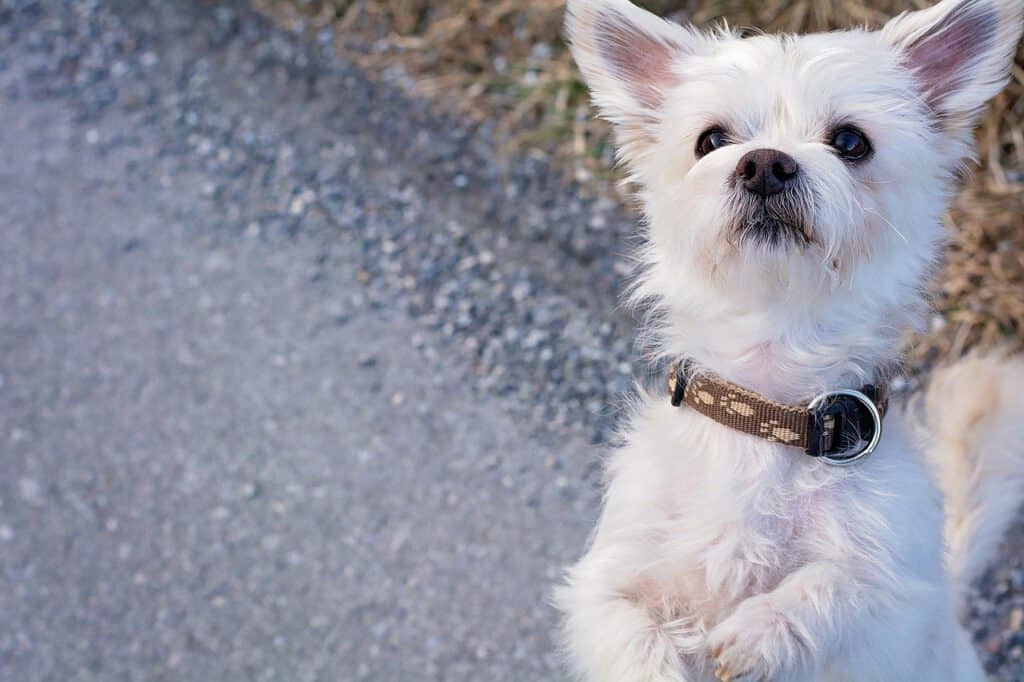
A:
695;128;731;158
830;127;871;162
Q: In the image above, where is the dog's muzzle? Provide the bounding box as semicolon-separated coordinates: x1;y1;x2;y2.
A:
726;162;814;247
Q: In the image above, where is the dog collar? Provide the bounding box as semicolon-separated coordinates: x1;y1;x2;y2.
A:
667;359;889;466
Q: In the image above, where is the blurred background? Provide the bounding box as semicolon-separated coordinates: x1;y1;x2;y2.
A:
1;1;1023;680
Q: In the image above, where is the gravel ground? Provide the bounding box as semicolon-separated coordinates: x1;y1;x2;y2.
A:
5;0;640;446
0;0;1023;679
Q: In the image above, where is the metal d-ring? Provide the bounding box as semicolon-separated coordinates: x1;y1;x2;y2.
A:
807;388;883;466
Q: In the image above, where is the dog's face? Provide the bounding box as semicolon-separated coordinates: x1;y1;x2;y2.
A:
567;0;1022;316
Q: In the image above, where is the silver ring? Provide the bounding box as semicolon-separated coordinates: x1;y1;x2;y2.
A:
807;389;882;466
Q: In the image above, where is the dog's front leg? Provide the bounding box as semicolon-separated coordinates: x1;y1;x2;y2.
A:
558;552;703;682
706;561;854;681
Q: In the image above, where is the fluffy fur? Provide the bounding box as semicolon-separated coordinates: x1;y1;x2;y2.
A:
556;0;1024;680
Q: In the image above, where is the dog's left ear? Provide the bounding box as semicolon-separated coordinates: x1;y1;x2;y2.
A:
565;0;709;166
883;0;1023;129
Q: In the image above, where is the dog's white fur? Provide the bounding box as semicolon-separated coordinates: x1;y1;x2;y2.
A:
556;1;1024;680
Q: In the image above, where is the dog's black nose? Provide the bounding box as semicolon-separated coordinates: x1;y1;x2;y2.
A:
736;149;799;197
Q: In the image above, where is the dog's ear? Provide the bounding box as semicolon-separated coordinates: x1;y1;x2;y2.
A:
883;0;1023;129
565;0;707;164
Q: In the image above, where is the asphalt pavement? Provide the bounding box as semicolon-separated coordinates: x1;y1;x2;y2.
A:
0;2;601;679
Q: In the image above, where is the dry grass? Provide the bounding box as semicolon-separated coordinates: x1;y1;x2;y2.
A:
255;0;1024;364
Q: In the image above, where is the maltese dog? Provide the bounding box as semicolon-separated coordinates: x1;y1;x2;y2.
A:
556;0;1024;679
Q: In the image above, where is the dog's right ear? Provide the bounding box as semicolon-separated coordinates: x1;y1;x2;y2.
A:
565;0;707;164
882;0;1024;131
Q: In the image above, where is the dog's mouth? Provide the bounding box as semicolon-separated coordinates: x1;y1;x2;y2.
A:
725;191;814;249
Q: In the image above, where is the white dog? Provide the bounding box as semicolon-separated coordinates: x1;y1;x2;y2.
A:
555;0;1024;680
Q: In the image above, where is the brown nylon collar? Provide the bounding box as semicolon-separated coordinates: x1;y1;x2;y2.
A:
668;359;889;461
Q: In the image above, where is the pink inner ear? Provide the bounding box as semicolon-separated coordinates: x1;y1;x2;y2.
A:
595;10;682;110
904;2;998;110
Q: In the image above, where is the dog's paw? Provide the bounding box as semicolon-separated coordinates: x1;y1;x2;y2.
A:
707;595;807;681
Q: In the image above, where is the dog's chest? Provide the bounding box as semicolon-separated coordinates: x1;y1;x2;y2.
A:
661;468;833;617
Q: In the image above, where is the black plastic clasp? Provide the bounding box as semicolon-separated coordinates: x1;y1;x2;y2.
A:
807;397;838;458
669;360;690;407
806;394;874;458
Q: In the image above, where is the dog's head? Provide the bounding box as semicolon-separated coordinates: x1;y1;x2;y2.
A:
567;0;1022;343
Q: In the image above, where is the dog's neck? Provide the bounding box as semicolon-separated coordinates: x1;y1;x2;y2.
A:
656;297;907;406
637;210;930;405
